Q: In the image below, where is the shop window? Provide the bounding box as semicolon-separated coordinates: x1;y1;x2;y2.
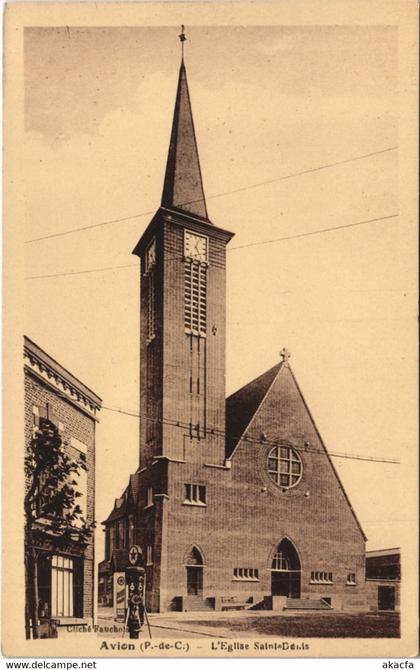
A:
51;555;76;618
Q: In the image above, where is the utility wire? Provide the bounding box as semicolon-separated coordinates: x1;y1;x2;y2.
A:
24;146;398;244
25;212;399;280
26;263;137;281
229;214;399;251
101;404;400;465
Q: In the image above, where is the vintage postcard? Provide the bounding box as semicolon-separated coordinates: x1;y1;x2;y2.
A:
2;0;418;660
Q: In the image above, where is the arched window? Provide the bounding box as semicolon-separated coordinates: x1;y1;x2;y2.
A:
271;538;301;572
272;551;290;571
270;538;301;598
184;546;204;566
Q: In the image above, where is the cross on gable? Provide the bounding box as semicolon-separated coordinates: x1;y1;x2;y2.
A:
280;347;291;364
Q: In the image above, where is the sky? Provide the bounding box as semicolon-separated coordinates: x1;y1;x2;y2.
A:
23;25;415;560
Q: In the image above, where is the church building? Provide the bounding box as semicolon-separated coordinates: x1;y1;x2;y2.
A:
100;46;370;614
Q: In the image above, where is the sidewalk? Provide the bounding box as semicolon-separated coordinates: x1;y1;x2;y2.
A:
95;608;229;638
97;607;291;621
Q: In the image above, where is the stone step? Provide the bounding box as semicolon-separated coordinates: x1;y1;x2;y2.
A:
183;597;215;612
285;598;332;610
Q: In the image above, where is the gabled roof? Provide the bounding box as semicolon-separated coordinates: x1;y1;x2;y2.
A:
102;500;125;524
98;559;110;573
161;60;209;221
225;362;282;457
102;473;141;524
225;357;367;541
102;487;129;524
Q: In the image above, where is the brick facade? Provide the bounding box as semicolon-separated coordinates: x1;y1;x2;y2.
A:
24;337;101;623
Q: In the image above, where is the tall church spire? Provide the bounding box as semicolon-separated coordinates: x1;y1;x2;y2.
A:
161;34;209;221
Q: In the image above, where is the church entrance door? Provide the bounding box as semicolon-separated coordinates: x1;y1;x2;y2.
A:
186;566;203;596
270;538;301;599
185;546;204;596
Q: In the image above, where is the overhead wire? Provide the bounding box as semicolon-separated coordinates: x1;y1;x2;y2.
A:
24;145;398;244
24;144;401;466
100;404;400;465
25;212;399;280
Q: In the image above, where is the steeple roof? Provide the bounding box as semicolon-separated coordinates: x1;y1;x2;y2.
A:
161;60;209;221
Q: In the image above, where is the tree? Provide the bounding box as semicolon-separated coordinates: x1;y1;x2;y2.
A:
24;417;94;639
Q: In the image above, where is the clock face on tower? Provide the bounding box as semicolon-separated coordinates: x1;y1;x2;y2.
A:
184;231;208;262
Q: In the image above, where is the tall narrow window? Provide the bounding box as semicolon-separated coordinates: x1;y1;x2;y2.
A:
184;483;206;506
147;272;155;340
145;238;156;342
146;347;156;444
128;517;135;548
145;486;153;508
32;405;40;427
146;545;153;566
109;526;115;554
70;437;88;525
184;260;207;336
51;555;74;618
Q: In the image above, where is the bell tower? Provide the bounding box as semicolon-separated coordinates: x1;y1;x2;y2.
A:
133;41;234;469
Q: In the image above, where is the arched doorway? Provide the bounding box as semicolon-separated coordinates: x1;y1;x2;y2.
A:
184;546;204;596
270;538;301;598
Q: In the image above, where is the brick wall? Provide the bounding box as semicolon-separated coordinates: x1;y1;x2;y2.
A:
161;218;228;466
139;223;164;467
137;211;230;470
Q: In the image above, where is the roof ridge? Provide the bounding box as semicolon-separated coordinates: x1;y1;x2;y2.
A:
286;364;367;542
226;362;282;402
225;361;284;458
